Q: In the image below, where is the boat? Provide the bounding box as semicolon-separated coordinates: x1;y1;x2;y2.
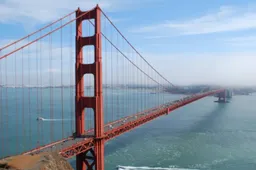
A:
36;117;44;121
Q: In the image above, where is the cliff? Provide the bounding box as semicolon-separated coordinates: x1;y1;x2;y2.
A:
0;152;73;170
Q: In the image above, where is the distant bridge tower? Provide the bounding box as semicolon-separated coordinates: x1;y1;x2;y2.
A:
218;91;226;103
215;90;229;103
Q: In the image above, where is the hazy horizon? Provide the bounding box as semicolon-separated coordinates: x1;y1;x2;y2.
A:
1;0;256;87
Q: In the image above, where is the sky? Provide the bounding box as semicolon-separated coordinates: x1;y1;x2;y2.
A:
1;0;256;87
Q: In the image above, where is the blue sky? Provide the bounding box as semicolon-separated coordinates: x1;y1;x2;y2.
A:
1;0;256;86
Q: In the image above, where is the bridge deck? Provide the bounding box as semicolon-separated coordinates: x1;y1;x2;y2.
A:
19;89;224;159
23;105;160;156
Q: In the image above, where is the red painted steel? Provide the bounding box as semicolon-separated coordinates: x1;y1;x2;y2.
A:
0;9;92;60
22;111;150;157
75;7;86;170
20;89;225;161
94;5;105;170
59;89;225;159
100;9;174;87
75;5;104;170
0;11;75;51
0;5;227;170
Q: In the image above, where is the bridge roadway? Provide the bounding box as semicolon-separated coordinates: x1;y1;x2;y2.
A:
21;89;224;159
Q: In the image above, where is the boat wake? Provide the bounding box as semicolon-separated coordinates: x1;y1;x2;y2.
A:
36;117;71;121
42;119;71;121
117;166;198;170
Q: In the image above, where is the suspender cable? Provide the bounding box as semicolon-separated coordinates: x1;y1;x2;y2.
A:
22;48;25;151
61;19;64;140
100;33;167;89
28;36;31;148
5;52;8;155
15;43;18;153
100;9;174;88
0;9;92;60
111;26;113;122
116;31;119;120
49;29;52;145
36;40;40;148
40;31;44;145
69;15;73;134
122;40;125;118
0;51;2;155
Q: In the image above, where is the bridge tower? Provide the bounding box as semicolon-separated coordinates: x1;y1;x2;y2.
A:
75;5;104;170
215;90;227;103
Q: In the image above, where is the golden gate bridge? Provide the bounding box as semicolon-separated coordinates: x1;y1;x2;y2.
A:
0;5;227;170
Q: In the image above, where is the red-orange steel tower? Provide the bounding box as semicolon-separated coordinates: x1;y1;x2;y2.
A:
75;5;104;170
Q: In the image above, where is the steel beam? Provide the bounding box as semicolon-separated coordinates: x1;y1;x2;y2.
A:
75;5;104;170
59;89;224;159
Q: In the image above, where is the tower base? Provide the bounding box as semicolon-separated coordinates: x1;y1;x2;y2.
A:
214;100;229;103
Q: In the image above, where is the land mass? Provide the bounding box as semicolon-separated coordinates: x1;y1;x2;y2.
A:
0;152;73;170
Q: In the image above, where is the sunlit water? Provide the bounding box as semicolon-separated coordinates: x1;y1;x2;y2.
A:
71;92;256;170
108;94;256;170
1;88;256;170
101;93;256;170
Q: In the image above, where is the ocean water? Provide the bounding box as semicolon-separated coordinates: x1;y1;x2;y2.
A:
1;88;256;170
70;92;256;170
